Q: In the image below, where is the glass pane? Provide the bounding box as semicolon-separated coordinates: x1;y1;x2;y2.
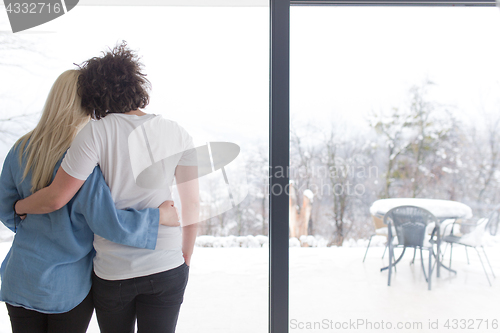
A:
290;6;500;330
0;4;269;332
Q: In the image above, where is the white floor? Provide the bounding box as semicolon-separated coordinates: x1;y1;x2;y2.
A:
0;239;499;333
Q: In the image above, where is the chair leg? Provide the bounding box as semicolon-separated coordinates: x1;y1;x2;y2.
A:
388;240;393;286
411;247;417;265
475;248;492;287
449;243;453;269
465;247;470;265
381;247;406;272
481;246;496;279
393;247;398;273
363;234;375;263
382;242;388;260
420;247;428;283
432;243;444;273
393;247;407;266
441;242;449;261
428;246;433;290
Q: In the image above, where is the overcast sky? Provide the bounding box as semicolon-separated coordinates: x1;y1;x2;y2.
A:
1;5;500;156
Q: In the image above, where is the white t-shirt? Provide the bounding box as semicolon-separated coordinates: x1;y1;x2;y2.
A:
61;113;196;280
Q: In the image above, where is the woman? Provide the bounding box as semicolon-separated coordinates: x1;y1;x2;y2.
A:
15;43;200;333
0;69;179;333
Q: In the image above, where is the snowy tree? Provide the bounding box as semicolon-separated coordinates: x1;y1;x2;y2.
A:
320;125;371;246
290;123;322;235
370;82;453;199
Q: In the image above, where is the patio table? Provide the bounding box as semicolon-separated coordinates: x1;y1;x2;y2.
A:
370;198;473;283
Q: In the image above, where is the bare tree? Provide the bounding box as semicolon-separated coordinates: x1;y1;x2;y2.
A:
320;124;371;246
476;116;500;204
290;123;320;234
245;143;269;235
370;82;453;198
369;107;413;198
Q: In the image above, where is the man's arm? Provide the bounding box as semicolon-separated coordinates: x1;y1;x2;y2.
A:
175;165;200;266
15;165;180;229
15;166;85;215
71;166;158;249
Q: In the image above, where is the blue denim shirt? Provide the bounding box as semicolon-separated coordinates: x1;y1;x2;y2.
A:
0;144;159;313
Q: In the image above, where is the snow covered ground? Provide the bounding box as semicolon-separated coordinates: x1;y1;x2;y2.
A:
0;237;498;333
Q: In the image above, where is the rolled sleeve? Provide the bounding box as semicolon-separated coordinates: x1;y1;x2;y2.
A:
178;126;197;166
0;149;22;232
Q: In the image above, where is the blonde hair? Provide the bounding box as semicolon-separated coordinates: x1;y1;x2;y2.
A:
16;70;90;193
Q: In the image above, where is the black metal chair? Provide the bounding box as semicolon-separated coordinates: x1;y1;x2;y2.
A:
382;205;438;290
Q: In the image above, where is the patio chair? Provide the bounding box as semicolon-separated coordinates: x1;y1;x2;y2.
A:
382;206;438;290
363;214;391;262
487;206;500;236
405;218;456;266
442;213;496;286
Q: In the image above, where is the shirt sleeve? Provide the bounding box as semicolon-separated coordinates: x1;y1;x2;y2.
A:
61;122;99;181
70;166;159;250
177;125;197;166
0;148;22;232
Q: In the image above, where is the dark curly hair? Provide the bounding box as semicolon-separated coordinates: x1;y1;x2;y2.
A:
76;41;151;119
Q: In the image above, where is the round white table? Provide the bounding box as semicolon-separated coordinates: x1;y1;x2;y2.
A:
370;198;473;220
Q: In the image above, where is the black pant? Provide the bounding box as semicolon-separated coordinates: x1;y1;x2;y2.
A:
92;263;189;333
6;291;93;333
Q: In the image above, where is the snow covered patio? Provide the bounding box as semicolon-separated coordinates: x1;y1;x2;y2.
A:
165;241;500;333
0;239;498;333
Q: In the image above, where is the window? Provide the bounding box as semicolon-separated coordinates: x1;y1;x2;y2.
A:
0;3;269;332
289;5;500;329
